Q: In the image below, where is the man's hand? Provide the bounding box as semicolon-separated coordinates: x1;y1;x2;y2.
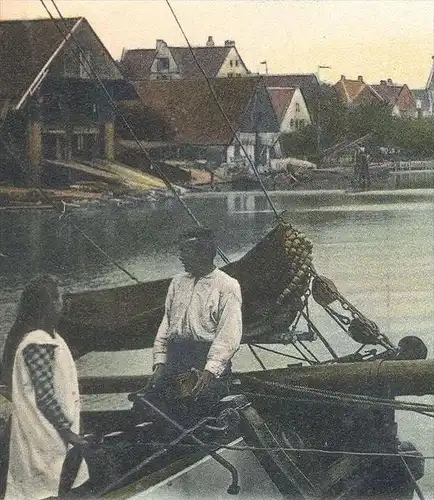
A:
147;363;167;390
59;428;88;449
191;369;215;399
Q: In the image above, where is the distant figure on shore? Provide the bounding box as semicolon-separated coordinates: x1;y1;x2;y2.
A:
354;146;371;190
2;275;89;500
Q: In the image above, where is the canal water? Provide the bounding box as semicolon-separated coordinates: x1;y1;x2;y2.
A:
0;188;433;497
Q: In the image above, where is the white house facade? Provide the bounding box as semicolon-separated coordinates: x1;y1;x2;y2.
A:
268;87;311;134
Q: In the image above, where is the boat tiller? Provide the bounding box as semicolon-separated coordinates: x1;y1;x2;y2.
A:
131;393;242;495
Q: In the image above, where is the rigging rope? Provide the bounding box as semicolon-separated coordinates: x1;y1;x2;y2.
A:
38;0;270;374
400;455;426;500
251;344;316;364
247;344;267;370
0;129;142;283
123;440;434;460
212;443;434;460
242;376;434;413
241;391;434;419
39;0;230;265
164;0;281;220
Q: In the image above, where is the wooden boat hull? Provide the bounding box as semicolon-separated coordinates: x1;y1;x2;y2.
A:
76;367;426;500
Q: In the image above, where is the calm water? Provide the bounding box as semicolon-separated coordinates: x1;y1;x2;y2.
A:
0;189;433;496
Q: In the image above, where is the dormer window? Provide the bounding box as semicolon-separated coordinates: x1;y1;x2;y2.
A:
157;57;170;72
295;103;300;113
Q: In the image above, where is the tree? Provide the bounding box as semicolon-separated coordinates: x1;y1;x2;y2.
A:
345;102;394;144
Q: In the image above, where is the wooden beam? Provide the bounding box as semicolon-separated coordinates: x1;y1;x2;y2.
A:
79;374;150;394
78;360;434;397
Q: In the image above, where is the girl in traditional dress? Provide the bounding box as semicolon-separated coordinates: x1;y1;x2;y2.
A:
2;275;89;500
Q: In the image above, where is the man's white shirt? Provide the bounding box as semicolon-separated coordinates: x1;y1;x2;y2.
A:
153;268;242;377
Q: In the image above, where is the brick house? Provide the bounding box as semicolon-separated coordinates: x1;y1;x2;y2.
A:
371;79;417;118
333;75;383;107
334;75;417;118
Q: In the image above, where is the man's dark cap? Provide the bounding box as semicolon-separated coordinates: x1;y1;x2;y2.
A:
179;227;216;243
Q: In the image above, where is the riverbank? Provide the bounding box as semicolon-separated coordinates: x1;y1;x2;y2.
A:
0;185;176;210
0;162;428;209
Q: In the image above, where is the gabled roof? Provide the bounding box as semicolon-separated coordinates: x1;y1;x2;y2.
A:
120;44;248;80
334;76;383;105
0;17;125;109
371;84;403;105
132;77;263;145
120;49;156;80
267;87;296;122
0;17;81;103
262;74;319;112
170;46;233;78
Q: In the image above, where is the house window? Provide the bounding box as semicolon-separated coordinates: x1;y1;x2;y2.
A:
235;60;239;67
295;103;300;113
227;73;234;78
156;57;170;72
290;119;294;128
230;60;233;67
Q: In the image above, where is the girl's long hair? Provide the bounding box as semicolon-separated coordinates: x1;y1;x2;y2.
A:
1;275;61;390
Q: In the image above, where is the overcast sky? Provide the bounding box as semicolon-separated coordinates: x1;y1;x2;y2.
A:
1;0;433;88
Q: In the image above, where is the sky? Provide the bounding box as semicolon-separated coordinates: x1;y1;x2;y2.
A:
1;0;433;88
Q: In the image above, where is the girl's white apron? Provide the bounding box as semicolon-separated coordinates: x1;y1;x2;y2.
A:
5;329;89;500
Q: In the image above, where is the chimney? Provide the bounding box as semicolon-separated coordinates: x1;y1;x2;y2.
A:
206;36;215;47
156;39;167;51
387;78;393;86
340;75;345;81
357;75;363;82
380;80;387;86
224;40;235;47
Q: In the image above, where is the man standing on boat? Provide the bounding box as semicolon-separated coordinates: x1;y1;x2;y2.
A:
148;227;242;403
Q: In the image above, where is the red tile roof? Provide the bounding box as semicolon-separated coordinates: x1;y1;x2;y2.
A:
334;77;383;105
262;74;319;112
371;84;402;104
132;77;262;145
267;87;295;122
0;17;81;102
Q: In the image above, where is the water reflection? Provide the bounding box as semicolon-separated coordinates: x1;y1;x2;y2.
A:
0;189;432;350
